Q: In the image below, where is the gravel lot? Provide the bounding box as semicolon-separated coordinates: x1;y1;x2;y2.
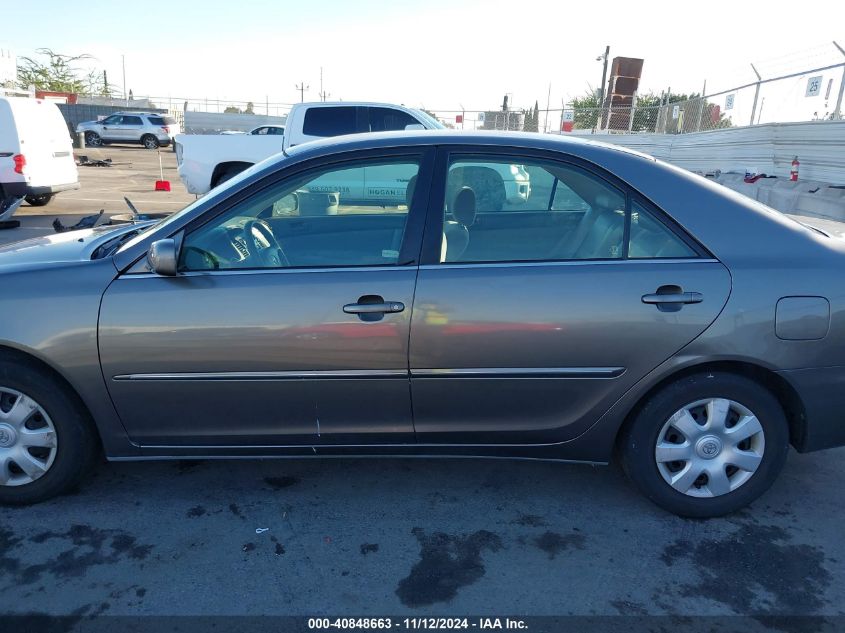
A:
1;145;844;627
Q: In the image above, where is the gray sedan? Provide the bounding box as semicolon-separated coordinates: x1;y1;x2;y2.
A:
0;131;843;517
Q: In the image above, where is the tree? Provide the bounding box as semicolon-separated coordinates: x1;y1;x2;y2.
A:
524;100;540;132
17;49;92;93
569;88;732;132
571;88;601;130
245;101;255;114
223;106;242;114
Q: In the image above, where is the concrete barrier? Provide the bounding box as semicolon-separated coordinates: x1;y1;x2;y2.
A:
576;121;845;221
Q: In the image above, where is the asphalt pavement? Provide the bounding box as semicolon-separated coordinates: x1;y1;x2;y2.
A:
1;449;844;621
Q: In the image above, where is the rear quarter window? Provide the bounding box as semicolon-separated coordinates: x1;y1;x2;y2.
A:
148;116;165;125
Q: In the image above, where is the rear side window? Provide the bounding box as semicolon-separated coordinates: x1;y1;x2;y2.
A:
121;116;143;126
628;200;697;259
302;107;362;137
368;107;419;132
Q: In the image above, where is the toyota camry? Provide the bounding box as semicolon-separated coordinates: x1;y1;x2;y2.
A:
0;131;843;517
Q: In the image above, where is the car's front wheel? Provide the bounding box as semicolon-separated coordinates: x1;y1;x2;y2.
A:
85;131;103;147
0;359;99;505
142;134;160;150
619;372;789;518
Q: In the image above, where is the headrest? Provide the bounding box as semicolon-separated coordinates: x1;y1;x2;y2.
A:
452;187;476;227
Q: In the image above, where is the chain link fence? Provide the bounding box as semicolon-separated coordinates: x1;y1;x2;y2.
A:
130;52;844;137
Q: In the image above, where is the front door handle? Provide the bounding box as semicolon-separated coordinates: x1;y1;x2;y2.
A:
343;300;405;314
641;292;703;305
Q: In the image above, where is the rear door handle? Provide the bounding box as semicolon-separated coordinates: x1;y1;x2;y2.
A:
343;301;405;314
641;292;703;305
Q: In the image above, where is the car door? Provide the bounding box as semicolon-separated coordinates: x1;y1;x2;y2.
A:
98;114;123;141
99;149;433;447
409;148;732;445
118;115;144;142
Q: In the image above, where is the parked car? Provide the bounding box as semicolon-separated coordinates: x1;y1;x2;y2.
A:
0;96;79;218
174;102;530;211
250;124;285;135
76;112;181;149
0;130;842;517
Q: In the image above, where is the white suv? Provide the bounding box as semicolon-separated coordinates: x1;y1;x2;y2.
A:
77;112;181;149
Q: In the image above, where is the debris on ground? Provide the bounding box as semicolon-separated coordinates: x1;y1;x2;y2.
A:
53;210;104;233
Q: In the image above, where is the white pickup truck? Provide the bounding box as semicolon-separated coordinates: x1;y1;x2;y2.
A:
174;102;530;210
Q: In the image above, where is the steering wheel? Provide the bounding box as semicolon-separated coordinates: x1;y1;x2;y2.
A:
242;219;290;267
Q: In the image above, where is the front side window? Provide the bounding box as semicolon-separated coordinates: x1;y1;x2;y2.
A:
180;158;420;271
440;157;626;263
101;115;121;125
302;107;362;137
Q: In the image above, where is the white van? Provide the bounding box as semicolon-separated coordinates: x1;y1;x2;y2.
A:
0;97;79;222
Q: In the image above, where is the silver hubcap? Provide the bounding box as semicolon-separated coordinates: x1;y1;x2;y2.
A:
145;137;157;148
655;398;765;498
0;387;58;487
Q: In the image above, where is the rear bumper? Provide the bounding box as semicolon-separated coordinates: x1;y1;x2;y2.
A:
778;366;845;452
4;181;79;197
26;182;80;196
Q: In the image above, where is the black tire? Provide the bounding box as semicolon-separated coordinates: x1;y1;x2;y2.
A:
142;134;160;150
25;193;52;207
0;359;99;505
619;372;789;518
212;164;249;188
85;131;102;148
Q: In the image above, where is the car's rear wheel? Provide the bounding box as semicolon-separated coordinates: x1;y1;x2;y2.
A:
25;193;52;207
619;372;789;518
85;132;103;147
0;360;99;505
142;134;160;150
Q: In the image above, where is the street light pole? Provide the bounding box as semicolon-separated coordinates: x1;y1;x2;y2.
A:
596;45;610;133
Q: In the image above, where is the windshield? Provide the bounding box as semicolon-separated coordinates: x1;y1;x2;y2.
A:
412;109;445;129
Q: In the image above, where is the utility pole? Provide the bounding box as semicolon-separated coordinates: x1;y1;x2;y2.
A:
295;81;309;102
749;63;762;126
544;83;551;133
121;55;126;105
103;70;108;96
318;68;331;101
595;45;610;133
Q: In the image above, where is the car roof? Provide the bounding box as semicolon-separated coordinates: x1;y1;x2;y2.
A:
284;129;656;164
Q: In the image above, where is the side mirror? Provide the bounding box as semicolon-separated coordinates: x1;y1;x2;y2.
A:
405;123;425;131
148;239;178;276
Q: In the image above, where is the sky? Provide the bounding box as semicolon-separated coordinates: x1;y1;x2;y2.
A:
2;0;845;122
